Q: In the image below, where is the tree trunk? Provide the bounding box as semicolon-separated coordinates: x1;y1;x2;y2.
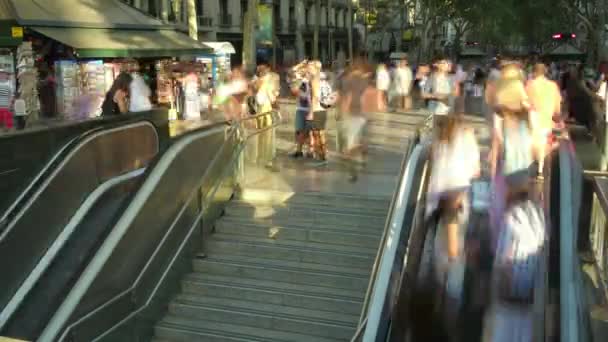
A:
396;0;404;52
328;0;332;62
243;0;259;75
313;0;320;59
160;0;169;21
186;0;198;40
348;0;353;61
296;0;305;60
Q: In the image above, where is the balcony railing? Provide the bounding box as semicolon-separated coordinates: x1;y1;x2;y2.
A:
197;16;213;27
288;20;297;31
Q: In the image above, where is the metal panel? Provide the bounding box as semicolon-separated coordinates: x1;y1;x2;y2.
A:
38;112;281;342
0;121;158;328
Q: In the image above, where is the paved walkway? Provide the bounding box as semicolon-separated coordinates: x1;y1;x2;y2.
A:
242;108;431;198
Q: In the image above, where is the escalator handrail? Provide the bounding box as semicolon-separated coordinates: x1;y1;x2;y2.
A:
356;113;431;328
360;143;427;341
0;127;94;230
558;142;591;342
0;121;158;240
0;168;145;330
40;112;280;342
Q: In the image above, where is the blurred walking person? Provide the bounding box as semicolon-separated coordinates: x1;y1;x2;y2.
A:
290;60;312;158
423;59;453;130
338;60;381;182
376;63;390;110
526;63;561;177
393;59;413;111
425;114;481;341
308;61;329;163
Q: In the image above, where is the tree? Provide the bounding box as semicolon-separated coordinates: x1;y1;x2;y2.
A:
348;0;353;61
242;0;259;74
313;0;320;59
186;0;197;40
560;0;607;64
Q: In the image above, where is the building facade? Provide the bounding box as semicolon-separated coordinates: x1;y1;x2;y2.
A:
122;0;352;66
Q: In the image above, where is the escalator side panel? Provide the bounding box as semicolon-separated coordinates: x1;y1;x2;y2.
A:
49;127;231;342
0;122;158;319
3;175;142;340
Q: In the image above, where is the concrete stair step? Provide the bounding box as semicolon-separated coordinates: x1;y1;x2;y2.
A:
222;209;386;230
169;297;356;340
183;273;364;300
205;234;376;268
156;315;344;342
238;189;390;210
181;276;363;314
218;215;385;234
228;200;389;217
194;254;370;277
223;205;386;226
192;257;369;291
214;220;382;248
173;293;360;325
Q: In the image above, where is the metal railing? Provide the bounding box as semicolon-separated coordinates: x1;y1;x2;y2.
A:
590;179;608;295
0;168;144;333
0;121;159;335
39;112;281;342
352;114;432;341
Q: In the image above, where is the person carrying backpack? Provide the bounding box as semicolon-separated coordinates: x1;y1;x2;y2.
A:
483;65;545;342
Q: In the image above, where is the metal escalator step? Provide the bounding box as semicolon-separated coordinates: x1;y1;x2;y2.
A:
214;220;382;248
156;315;345;342
183;273;364;302
192;257;369;291
181;277;363;315
173;293;359;324
168;300;356;340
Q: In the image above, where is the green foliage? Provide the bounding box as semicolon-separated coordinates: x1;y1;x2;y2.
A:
419;0;574;49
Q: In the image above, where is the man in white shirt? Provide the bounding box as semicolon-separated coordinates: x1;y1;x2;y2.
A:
393;59;413;111
423;59;452;129
376;64;390;109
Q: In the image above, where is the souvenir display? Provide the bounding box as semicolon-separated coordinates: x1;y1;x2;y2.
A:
79;60;106;117
17;42;39;120
55;60;79;117
0;51;15;112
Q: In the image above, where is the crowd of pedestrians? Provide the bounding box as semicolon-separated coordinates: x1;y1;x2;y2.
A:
210;55;597;342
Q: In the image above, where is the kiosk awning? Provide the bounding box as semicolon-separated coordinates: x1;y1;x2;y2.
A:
202;42;236;54
31;27;212;58
9;0;168;29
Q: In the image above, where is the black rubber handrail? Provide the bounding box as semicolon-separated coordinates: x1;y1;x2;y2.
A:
0;116;160;235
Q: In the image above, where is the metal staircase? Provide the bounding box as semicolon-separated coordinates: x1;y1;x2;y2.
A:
153;190;390;341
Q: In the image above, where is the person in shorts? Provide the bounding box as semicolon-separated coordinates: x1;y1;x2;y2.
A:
307;61;328;162
423;59;453;131
290;60;312;158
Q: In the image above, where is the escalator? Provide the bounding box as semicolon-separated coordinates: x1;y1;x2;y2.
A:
353;139;566;342
1;110;419;341
0;108;568;342
0;120;160;340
